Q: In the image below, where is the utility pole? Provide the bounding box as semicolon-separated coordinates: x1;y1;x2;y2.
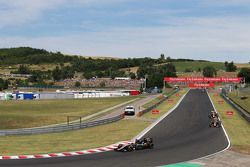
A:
109;67;112;78
163;80;166;94
144;74;148;91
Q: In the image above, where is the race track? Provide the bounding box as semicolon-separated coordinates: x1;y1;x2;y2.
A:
0;89;229;167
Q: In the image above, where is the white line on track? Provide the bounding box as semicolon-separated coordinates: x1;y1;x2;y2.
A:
195;90;231;157
156;89;231;167
132;89;190;141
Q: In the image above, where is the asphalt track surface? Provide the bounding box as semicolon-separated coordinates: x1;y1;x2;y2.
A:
0;89;229;167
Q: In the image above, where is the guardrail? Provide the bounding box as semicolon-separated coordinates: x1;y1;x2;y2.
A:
0;114;124;136
0;89;179;136
137;89;179;117
221;93;250;122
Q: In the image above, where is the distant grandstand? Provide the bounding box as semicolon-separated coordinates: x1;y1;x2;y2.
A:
55;78;144;90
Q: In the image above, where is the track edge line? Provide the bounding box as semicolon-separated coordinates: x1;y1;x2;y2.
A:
187;90;231;162
132;89;190;141
157;89;231;167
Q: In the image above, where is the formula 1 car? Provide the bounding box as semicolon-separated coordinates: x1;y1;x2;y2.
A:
114;143;135;152
208;111;219;119
134;138;154;150
114;138;154;152
209;117;221;128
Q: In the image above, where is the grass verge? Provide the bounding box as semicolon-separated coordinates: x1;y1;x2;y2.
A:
228;90;250;114
142;88;175;109
209;92;250;154
0;89;189;156
0;96;136;129
142;88;188;119
0;119;150;156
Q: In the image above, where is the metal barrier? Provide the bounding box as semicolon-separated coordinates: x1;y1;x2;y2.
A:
0;114;124;136
137;89;179;117
221;93;250;122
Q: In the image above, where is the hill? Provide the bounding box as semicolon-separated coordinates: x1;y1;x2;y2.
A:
1;47;249;75
0;47;76;65
1;47;249;90
172;61;225;72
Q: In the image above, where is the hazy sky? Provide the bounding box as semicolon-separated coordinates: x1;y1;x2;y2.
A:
0;0;250;62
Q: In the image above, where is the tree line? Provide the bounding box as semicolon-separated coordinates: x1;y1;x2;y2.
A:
0;47;249;90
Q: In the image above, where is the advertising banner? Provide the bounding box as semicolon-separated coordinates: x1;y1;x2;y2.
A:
164;77;242;83
188;83;215;88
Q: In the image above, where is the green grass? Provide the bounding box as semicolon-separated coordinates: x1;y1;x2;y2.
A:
142;88;177;109
0;96;136;129
172;61;225;72
0;88;188;156
228;90;250;114
210;93;250;154
235;63;250;69
142;95;164;109
0;63;71;73
142;88;188;119
0;119;150;155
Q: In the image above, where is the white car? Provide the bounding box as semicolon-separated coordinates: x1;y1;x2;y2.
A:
124;106;135;116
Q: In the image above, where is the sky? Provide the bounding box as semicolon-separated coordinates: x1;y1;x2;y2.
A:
0;0;250;63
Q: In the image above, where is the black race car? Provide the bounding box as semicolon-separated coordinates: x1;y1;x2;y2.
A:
114;138;154;152
209;117;221;128
114;143;135;152
208;111;219;119
134;138;154;150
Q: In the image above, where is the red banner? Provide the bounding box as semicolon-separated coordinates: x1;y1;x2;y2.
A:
226;111;234;116
188;83;215;88
164;77;242;83
152;109;160;114
164;77;186;82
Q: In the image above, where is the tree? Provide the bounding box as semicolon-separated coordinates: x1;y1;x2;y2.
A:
225;61;237;72
224;61;228;67
13;65;31;74
137;63;176;88
163;63;177;77
160;54;165;60
61;66;74;79
129;72;136;79
28;71;43;83
0;78;8;90
75;81;81;88
166;56;171;62
203;66;217;77
238;68;250;83
52;66;62;81
83;72;94;80
96;71;104;78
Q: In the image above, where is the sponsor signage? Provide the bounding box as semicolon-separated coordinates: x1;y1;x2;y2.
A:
214;93;219;96
218;100;224;104
164;77;242;83
168;99;173;103
189;83;215;88
152;109;160;114
226;111;234;116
